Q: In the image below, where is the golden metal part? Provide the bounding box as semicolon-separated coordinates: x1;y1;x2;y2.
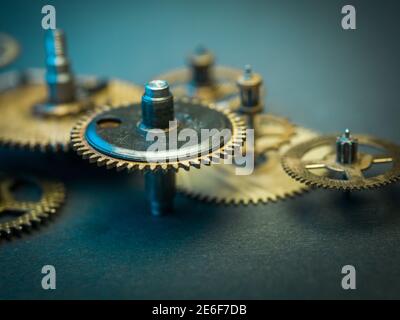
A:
177;114;318;205
156;66;241;103
281;134;400;190
0;175;65;236
71;97;246;172
0;33;19;68
0;70;142;152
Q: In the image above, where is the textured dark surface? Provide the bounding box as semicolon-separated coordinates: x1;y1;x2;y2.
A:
1;0;400;299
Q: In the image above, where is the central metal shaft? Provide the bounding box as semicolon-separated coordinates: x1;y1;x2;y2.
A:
189;46;215;87
142;80;176;216
45;29;76;104
336;129;358;164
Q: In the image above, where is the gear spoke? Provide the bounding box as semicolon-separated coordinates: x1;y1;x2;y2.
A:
372;154;393;164
304;160;327;170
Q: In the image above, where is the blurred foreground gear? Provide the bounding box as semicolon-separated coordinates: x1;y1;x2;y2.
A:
177;66;317;205
156;46;241;103
0;29;142;152
72;80;246;215
0;33;19;68
281;129;400;190
0;174;65;236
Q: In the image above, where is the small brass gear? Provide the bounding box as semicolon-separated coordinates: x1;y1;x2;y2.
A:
177;117;318;204
0;33;19;68
0;69;142;152
155;47;241;103
281;134;400;190
0;175;66;236
71;96;246;172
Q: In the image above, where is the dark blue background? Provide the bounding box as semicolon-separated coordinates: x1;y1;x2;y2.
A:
1;0;400;299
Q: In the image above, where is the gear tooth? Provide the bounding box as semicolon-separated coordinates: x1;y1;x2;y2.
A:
88;153;101;163
200;157;212;166
115;162;128;171
106;160;117;169
189;159;201;169
179;161;190;171
81;150;93;159
160;163;169;170
96;157;108;166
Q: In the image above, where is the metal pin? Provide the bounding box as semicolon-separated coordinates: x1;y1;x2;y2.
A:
45;29;76;104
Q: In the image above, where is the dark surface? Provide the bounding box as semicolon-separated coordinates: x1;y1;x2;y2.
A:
1;0;400;299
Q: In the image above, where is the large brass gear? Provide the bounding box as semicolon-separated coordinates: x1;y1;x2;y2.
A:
71;96;246;172
0;33;19;68
281;134;400;191
0;174;65;236
177;115;318;205
0;69;142;152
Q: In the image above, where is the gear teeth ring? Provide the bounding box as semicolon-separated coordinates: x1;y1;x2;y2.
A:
71;98;247;173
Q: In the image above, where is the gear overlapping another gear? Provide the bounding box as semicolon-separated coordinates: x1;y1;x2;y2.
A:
71;79;246;215
177;65;319;205
0;175;66;236
178;121;317;205
281;133;400;191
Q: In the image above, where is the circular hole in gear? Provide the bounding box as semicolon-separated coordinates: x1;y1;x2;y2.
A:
0;209;26;224
9;179;43;202
97;118;122;129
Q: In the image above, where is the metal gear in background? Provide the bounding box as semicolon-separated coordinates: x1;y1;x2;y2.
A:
178;66;318;205
72;80;246;215
0;29;142;152
281;130;400;191
0;175;65;236
155;46;241;103
0;33;19;68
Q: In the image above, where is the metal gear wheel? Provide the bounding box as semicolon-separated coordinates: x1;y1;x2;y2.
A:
0;69;142;152
281;133;400;191
177;119;318;205
71;96;246;172
72;80;246;216
0;33;19;68
0;174;65;236
155;47;241;103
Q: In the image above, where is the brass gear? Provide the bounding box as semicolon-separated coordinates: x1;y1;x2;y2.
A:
177;115;318;204
281;134;400;191
71;96;246;172
0;33;19;68
155;66;241;103
0;69;142;152
0;175;65;236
